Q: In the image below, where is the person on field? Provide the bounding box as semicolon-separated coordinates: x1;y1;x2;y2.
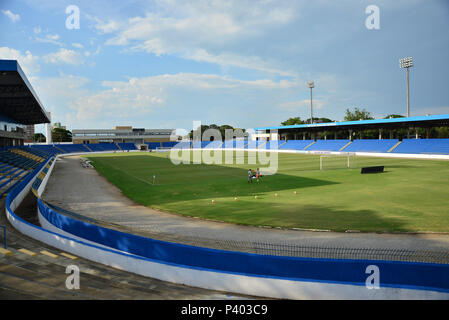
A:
256;168;261;182
248;169;253;183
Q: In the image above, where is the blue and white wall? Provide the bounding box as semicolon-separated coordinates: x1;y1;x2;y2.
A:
5;153;449;299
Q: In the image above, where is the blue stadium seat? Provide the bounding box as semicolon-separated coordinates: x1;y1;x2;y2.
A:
343;139;399;153
53;144;90;153
173;141;191;149
85;143;119;152
278;140;314;151
147;142;162;150
203;141;223;149
118;143;137;150
392;139;449;154
306;140;351;151
222;140;247;149
245;140;268;149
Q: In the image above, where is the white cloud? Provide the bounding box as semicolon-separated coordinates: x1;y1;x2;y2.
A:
2;9;20;23
29;73;91;130
72;43;84;49
65;72;297;125
0;47;40;74
96;0;296;75
33;26;42;34
43;48;84;65
184;49;295;76
95;19;121;34
35;33;64;46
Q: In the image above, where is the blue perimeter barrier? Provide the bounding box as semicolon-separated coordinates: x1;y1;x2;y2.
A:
37;197;449;294
4;153;449;298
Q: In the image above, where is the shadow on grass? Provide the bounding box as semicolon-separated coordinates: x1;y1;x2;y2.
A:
88;154;340;206
86;154;424;233
190;201;409;233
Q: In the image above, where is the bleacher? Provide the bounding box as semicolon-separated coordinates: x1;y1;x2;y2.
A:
278;140;314;151
203;141;223;149
84;143;119;152
161;142;178;149
118;143;137;150
192;141;204;149
306;140;351;152
245;140;267;149
147;142;162;150
222;140;248;149
343;139;399;153
392;139;449;154
53;144;90;153
173;141;191;149
0;148;51;197
264;141;284;150
29;144;62;155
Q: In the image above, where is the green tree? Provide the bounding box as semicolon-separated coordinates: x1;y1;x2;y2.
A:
52;127;72;142
281;117;303;126
384;114;405;119
188;124;243;141
344;108;374;121
32;133;46;142
306;117;334;124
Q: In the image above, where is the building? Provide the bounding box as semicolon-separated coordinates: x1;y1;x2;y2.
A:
72;126;179;144
53;122;66;130
254;114;449;141
24;124;35;142
0;60;50;147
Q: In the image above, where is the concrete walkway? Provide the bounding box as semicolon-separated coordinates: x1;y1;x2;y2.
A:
41;156;449;261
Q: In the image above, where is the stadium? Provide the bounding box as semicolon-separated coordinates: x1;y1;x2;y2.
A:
0;58;448;301
1;1;449;304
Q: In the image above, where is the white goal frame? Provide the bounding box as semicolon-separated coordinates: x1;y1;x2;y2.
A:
319;152;356;170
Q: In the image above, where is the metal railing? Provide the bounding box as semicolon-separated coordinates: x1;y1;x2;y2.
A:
42;201;449;265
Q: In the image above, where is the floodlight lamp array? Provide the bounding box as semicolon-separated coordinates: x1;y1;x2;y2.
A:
399;57;413;68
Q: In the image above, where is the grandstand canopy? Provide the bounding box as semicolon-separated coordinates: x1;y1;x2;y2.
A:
0;60;50;125
255;114;449;134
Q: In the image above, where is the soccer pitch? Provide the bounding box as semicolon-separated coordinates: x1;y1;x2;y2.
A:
86;151;449;233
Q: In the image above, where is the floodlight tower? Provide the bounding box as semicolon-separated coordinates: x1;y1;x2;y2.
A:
307;81;315;124
399;57;413;117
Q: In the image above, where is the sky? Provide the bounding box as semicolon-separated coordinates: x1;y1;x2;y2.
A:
1;0;448;134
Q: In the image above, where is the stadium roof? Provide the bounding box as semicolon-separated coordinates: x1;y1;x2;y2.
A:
0;59;50;124
255;114;449;133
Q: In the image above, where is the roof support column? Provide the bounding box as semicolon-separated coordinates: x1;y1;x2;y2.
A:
45;111;52;144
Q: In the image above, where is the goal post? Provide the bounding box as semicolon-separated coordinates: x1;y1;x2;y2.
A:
319;153;356;170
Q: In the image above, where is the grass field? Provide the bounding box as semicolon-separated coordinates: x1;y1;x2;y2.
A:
87;151;449;233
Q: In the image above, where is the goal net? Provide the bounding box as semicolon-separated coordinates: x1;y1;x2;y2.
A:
319;153;356;170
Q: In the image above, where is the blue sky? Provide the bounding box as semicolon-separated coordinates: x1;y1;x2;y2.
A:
1;0;448;134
